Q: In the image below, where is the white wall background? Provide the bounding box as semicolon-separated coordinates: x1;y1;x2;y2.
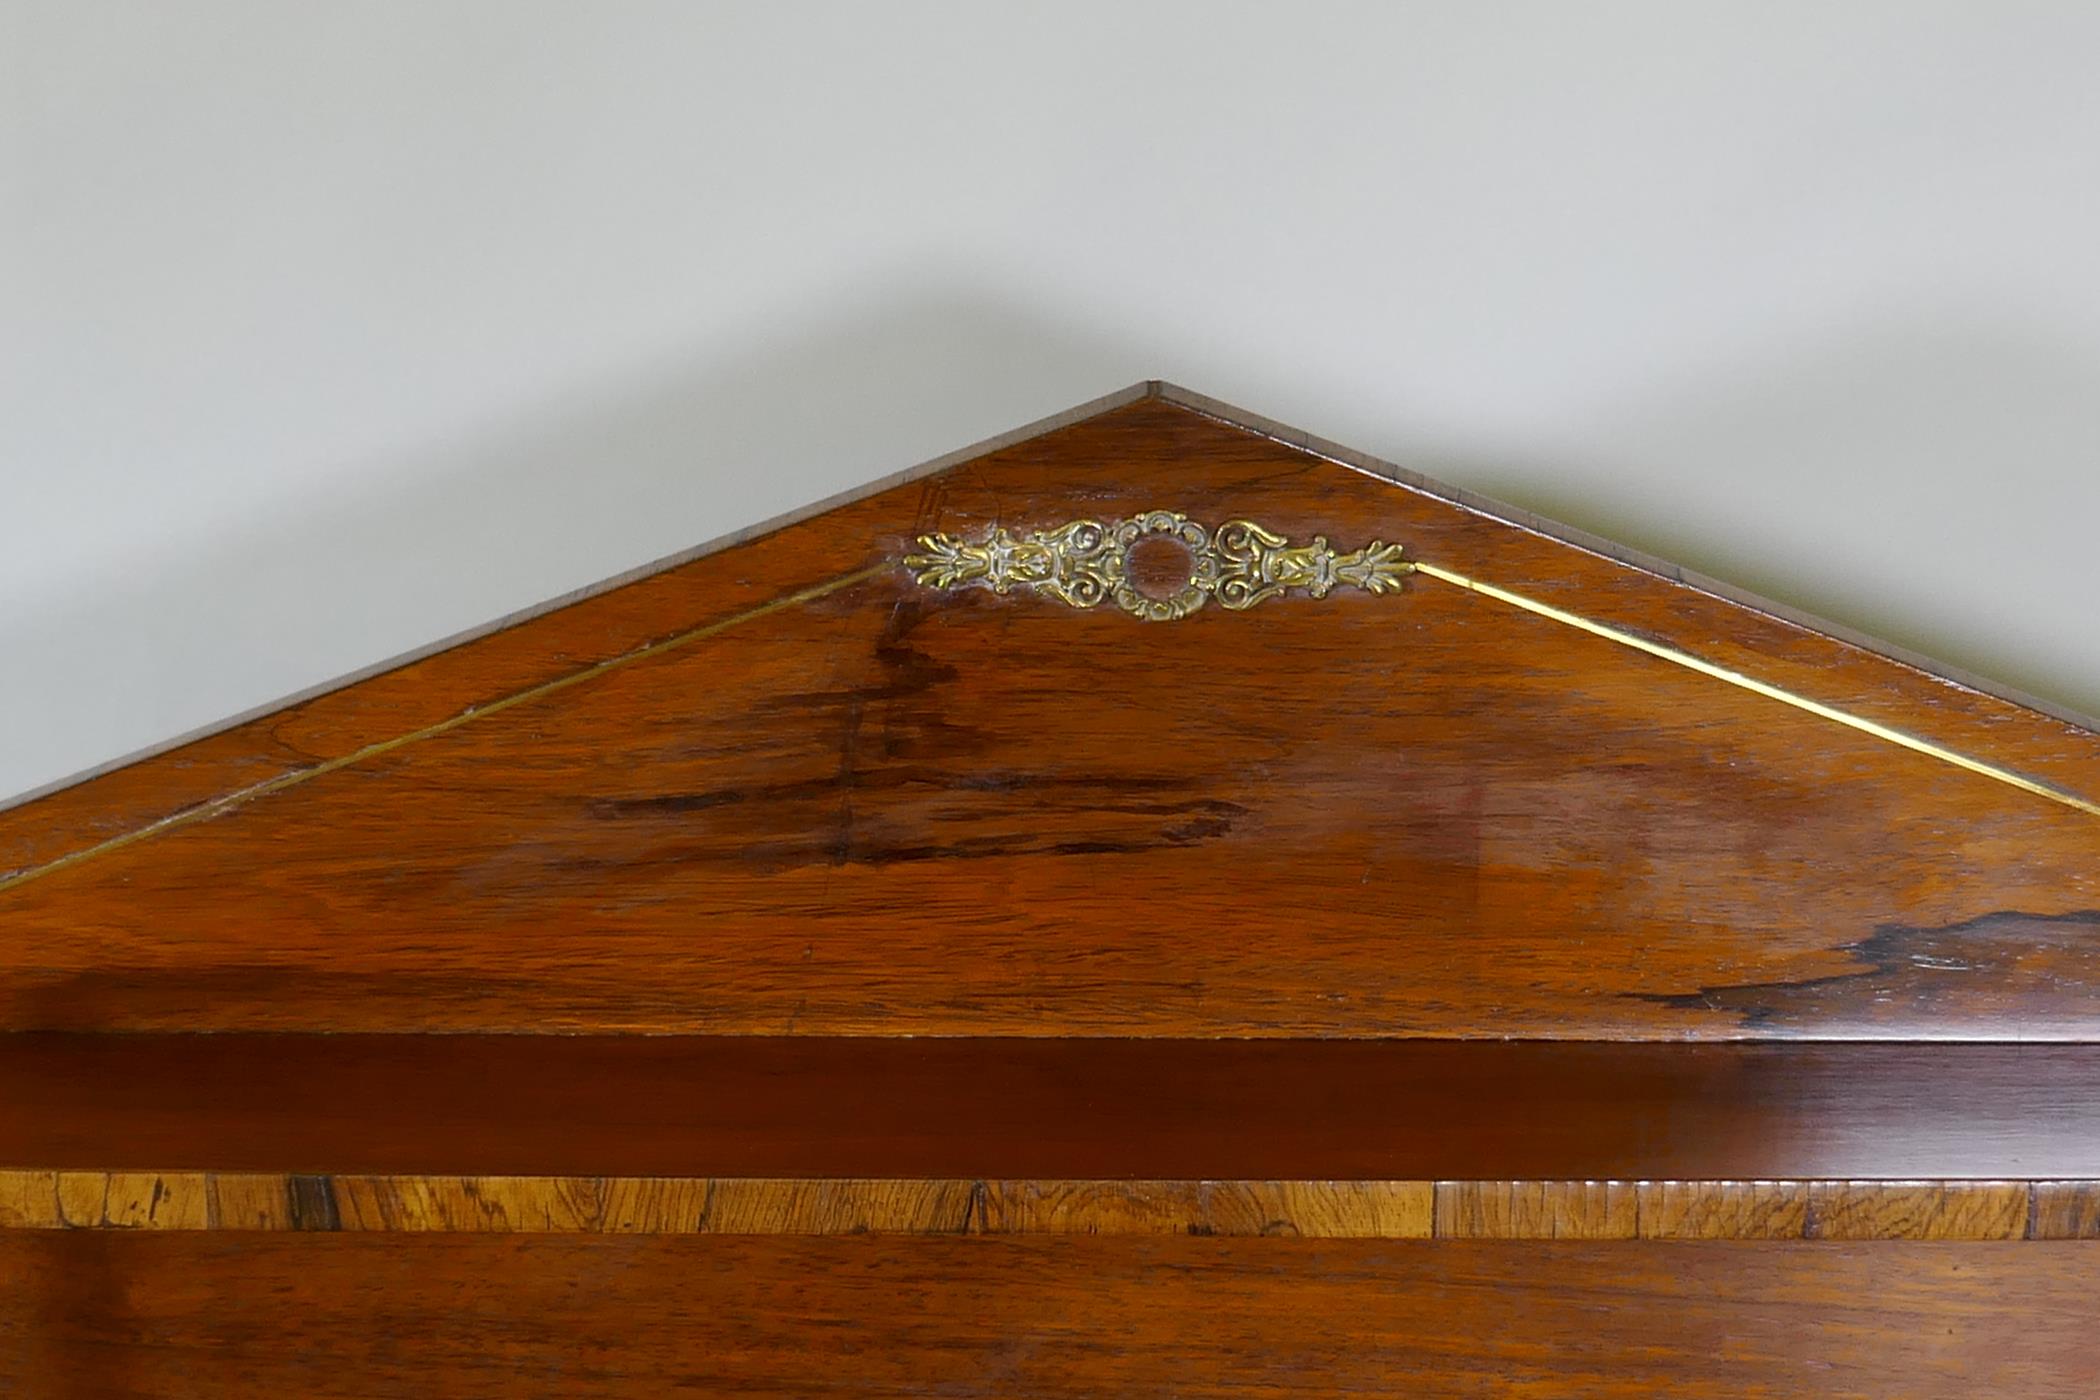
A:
4;1;2098;803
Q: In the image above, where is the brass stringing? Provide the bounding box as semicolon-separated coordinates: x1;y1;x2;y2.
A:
904;511;1413;621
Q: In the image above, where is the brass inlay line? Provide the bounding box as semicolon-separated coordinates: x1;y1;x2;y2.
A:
1411;561;2100;820
0;563;893;896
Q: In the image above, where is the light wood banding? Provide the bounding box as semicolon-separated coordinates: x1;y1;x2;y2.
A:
7;1173;2096;1240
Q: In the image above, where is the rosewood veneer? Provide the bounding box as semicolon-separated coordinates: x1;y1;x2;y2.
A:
3;384;2096;1396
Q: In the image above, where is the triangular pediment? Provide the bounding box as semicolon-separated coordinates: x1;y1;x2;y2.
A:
3;383;2095;1039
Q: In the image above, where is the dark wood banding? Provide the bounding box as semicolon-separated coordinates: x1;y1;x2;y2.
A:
5;1234;2093;1398
8;1035;2100;1181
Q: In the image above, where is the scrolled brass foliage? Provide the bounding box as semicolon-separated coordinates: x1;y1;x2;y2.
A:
905;511;1413;621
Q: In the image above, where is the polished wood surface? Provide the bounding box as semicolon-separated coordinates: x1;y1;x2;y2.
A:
9;1034;2100;1179
3;387;2097;1395
1;392;2094;1038
10;1171;2095;1240
5;1234;2095;1398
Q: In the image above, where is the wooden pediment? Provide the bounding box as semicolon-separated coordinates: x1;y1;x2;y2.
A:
3;382;2094;1041
6;384;2100;1392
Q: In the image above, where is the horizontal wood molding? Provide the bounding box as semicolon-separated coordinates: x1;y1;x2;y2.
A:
7;1234;2095;1397
6;1173;2096;1241
7;1035;2100;1181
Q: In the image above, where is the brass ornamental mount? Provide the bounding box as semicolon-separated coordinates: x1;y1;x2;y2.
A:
904;511;1414;621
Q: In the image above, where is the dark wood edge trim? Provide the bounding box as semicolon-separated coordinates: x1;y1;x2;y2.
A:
8;1036;2098;1182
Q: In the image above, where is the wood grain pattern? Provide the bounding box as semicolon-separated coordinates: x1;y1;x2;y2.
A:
0;393;2094;1039
1636;1179;1810;1239
11;1035;2100;1180
4;387;2091;1397
6;1173;2093;1240
0;1171;58;1229
5;1233;2095;1398
2031;1181;2100;1238
50;1172;211;1231
0;1173;1422;1238
1436;1180;1640;1239
1804;1180;2030;1240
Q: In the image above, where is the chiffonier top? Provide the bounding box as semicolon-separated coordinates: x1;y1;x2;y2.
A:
2;382;2095;1042
10;385;2099;1400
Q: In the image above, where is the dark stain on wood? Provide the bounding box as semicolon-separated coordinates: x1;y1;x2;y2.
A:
1634;909;2100;1029
287;1176;340;1232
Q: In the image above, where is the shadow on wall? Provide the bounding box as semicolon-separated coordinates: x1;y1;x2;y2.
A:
1423;312;2100;724
5;291;2098;806
0;283;1164;803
